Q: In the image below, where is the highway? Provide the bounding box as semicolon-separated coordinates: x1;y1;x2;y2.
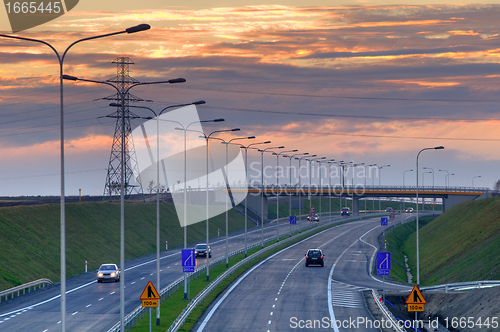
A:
194;215;412;332
0;214;337;331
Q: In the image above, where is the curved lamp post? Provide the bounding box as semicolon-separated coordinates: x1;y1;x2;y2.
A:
472;175;481;187
416;146;444;287
403;169;413;211
64;72;185;331
111;100;206;324
295;154;315;233
240;141;271;256
1;24;152;332
273;149;297;242
284;152;308;235
377;165;390;211
221;136;255;267
258;146;284;247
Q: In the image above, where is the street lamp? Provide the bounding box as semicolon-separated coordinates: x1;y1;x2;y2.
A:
174;121;228;298
422;171;432;211
199;128;238;281
258;146;284;247
319;159;334;220
378;165;390;211
403;169;413;212
307;156;325;227
273;149;297;242
1;24;152;332
64;71;184;329
240;141;271;256
416;146;444;287
295;154;315;233
219;136;255;267
113;100;206;324
439;169;450;188
283;152;308;236
472;176;482;187
363;164;376;214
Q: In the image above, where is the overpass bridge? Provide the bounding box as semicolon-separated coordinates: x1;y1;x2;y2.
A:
240;185;490;220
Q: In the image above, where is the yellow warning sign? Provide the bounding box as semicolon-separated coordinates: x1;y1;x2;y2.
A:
405;285;426;304
140;281;160;308
140;281;160;300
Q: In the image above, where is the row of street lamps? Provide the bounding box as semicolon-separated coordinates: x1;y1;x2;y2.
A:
0;24;154;332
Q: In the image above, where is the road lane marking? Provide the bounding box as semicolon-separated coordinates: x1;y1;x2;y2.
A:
131;281;136;285
141;277;145;280
196;221;355;332
98;298;104;301
86;304;91;308
72;311;78;315
110;292;115;295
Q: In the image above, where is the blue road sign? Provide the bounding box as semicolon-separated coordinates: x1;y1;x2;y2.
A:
182;249;195;273
290;216;297;224
381;217;388;226
377;252;391;276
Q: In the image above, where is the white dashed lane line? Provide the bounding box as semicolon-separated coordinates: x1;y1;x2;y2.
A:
86;304;91;308
98;297;104;301
72;311;78;316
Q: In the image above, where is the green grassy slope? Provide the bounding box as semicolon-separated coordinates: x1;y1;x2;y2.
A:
403;197;500;286
0;201;247;291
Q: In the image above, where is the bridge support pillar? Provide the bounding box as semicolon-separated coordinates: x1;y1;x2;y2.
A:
352;197;359;217
245;192;269;222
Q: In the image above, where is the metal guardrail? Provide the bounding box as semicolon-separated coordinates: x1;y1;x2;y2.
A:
421;280;500;292
372;289;405;332
0;278;53;302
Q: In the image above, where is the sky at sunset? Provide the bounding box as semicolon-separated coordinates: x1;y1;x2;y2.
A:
1;0;500;196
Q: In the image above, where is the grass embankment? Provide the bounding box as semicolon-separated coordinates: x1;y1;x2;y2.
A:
0;201;248;291
405;197;500;286
385;197;500;286
384;217;433;284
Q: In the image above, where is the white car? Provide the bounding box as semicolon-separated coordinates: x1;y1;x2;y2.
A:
97;263;120;283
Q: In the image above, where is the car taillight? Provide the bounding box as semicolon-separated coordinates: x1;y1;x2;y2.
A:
321;255;323;259
306;255;308;259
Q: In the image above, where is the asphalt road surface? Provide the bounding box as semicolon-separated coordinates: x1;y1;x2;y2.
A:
194;215;412;332
0;212;345;331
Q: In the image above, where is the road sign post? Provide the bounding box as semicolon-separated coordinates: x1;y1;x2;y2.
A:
140;281;161;307
389;207;395;220
182;249;196;273
406;285;426;312
377;252;391;301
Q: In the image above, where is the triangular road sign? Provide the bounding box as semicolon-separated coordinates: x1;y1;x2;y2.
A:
405;285;426;304
140;281;160;300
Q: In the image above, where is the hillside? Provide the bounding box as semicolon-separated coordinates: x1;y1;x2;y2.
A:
403;197;500;286
0;201;248;291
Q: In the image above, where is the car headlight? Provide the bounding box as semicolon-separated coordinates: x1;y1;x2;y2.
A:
111;272;116;277
98;273;103;277
195;251;198;253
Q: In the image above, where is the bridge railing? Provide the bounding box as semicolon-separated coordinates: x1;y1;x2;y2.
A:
245;184;490;194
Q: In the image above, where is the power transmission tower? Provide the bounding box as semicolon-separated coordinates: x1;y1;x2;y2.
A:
102;57;145;199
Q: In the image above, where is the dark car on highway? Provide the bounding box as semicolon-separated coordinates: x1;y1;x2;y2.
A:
195;243;212;258
305;249;324;267
341;207;350;216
